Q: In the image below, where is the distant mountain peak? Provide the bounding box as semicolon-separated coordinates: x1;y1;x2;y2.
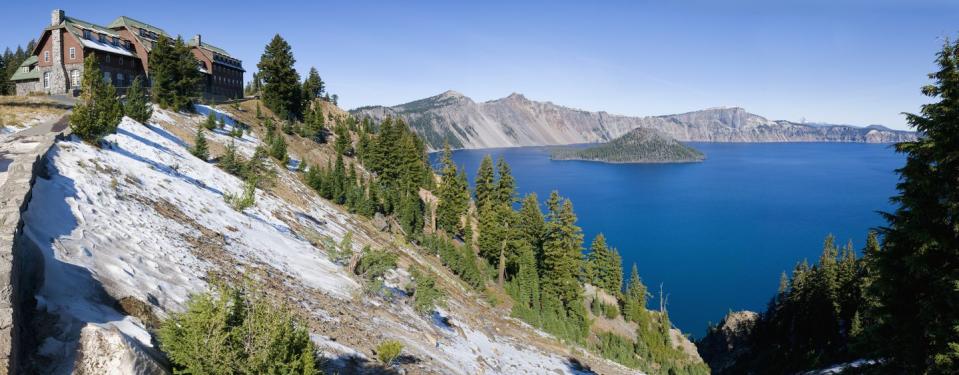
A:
436;90;465;99
506;92;527;100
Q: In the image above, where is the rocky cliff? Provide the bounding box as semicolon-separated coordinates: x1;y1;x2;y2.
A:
351;91;917;150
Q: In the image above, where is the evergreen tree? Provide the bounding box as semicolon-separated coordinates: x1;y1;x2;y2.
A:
495;157;517;205
540;191;589;340
623;264;649;322
436;143;469;236
149;35;200;111
158;285;318;374
269;133;288;163
586;234;623;295
220;140;243;176
871;38;959;374
258;34;302;119
474;155;495;210
191;127;209;161
333;122;352;155
301;67;324;103
203;111;217;130
70;54;122;143
123;76;152;123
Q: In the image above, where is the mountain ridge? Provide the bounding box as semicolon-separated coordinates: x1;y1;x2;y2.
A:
351;91;917;150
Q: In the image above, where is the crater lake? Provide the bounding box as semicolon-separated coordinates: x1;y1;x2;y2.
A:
432;142;905;337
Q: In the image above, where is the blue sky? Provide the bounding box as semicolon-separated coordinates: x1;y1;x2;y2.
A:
4;1;958;129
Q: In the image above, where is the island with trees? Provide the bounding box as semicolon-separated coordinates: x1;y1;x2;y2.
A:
551;127;705;163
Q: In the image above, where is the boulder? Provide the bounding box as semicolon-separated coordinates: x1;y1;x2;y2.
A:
72;325;168;375
373;212;390;232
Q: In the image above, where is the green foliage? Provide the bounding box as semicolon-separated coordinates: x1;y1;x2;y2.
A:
868;37;959;375
157;284;318;374
149;35;201;112
220;140;244;176
269;133;288;163
203;111;217;130
474;155;495;210
623;264;649;322
123;76;152;123
191;127;209;161
258;34;302;120
375;340;403;366
436;143;470;236
224;178;257;211
700;234;869;374
539;192;589;342
333;122;352;155
355;247;397;280
421;234;484;289
70;54;122;143
411;268;445;315
586;234;624;296
301;67;325;103
327;231;354;264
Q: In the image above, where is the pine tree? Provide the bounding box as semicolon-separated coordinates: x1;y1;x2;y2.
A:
301;67;324;103
123;76;152;123
70;54;122;143
623;264;649;322
203;111;217;130
540;192;588;340
269;134;287;163
334;122;352;155
495;157;516;205
586;234;623;295
258;34;302;120
474;155;495;211
149;35;200;111
871;38;959;374
436;143;469;236
192;127;209;161
220;140;243;176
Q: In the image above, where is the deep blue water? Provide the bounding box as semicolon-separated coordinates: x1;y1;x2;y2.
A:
431;142;905;337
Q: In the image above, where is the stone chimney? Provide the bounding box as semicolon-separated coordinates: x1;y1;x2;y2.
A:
51;9;64;26
193;34;202;46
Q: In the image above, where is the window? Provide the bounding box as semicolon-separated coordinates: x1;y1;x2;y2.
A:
112;37;119;46
71;70;80;88
44;51;50;62
105;55;111;63
69;47;76;60
119;56;124;65
99;34;106;43
118;73;125;86
125;41;133;50
103;71;111;84
43;72;50;88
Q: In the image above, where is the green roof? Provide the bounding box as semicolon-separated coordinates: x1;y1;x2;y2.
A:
107;16;169;37
9;56;39;81
187;39;232;58
58;16;119;38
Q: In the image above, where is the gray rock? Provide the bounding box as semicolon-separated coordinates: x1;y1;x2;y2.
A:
373;212;390;232
351;92;917;150
72;325;169;375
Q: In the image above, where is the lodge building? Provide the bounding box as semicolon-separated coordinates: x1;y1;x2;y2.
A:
9;9;244;100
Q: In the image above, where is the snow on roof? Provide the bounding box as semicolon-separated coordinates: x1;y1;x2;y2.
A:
79;37;135;57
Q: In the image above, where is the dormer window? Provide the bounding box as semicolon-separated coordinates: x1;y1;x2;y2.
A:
112;37;119;46
99;34;106;43
125;41;133;50
83;29;92;39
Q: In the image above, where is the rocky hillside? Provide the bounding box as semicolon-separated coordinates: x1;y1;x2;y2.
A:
351;91;917;150
12;101;702;374
552;127;705;163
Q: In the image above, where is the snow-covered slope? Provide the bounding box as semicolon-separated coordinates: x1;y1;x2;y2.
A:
19;110;636;374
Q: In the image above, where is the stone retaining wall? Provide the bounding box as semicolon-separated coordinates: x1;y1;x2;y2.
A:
0;115;70;374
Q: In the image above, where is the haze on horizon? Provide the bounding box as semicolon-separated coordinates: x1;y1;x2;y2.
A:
4;0;958;130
